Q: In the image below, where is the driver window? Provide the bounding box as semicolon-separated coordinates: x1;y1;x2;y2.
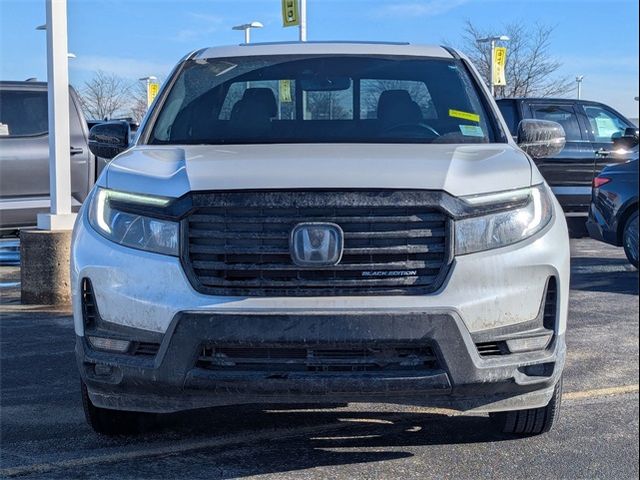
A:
583;105;629;142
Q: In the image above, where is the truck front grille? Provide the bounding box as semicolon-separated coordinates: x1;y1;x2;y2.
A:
197;343;439;372
183;191;452;296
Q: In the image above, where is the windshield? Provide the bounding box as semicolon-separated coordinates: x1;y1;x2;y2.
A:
148;55;498;145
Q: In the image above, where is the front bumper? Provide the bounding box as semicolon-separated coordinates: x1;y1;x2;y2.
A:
79;310;565;414
586;202;619;246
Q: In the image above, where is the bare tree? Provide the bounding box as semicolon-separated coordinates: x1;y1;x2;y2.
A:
77;71;133;120
461;21;574;98
129;81;149;123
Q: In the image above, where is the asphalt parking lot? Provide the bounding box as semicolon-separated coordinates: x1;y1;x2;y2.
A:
0;238;638;479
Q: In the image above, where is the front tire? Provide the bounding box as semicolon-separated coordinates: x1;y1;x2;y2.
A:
623;211;639;269
490;377;563;436
81;382;150;435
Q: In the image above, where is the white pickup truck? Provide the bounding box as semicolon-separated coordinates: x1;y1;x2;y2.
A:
72;42;569;436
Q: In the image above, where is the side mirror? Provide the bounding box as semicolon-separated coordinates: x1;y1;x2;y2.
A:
517;119;566;159
613;127;639;150
88;121;130;160
624;127;639;140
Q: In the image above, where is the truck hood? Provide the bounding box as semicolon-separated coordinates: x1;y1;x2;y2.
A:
104;143;532;198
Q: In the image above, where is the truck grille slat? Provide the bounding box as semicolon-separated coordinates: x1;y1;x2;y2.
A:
189;244;445;256
196;275;436;288
188;228;445;239
192;260;443;271
183;191;452;296
189;213;444;224
197;344;440;372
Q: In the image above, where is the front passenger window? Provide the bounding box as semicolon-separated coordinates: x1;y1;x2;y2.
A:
583;105;630;143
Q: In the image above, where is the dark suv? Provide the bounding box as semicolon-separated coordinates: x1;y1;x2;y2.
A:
0;81;95;234
497;98;638;235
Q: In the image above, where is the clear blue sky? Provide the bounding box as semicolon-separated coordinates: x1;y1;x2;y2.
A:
1;0;638;117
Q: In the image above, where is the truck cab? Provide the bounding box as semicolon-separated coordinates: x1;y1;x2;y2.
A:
0;81;95;234
497;98;637;234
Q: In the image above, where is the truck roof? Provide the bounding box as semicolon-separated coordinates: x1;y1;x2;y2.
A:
498;97;604;104
0;80;48;89
193;41;454;60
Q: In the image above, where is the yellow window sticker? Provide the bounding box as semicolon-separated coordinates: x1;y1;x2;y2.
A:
449;109;480;123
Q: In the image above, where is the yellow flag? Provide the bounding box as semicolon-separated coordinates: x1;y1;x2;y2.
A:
279;80;292;103
493;47;507;86
282;0;300;27
148;82;160;106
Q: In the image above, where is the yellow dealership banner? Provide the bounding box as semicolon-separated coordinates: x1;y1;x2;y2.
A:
493;47;507;86
279;80;292;103
282;0;300;27
148;82;160;106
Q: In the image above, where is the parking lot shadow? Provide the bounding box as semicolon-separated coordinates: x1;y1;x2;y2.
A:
80;402;517;477
570;256;639;295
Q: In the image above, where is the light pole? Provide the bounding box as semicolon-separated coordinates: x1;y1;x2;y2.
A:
232;21;263;44
477;35;509;96
22;0;76;306
299;0;307;42
576;76;584;100
138;75;158;107
36;24;76;58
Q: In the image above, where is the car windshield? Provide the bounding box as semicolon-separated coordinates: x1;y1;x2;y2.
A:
148;55;497;145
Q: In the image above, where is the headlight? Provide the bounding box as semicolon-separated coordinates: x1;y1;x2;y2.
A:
455;184;553;255
87;187;179;256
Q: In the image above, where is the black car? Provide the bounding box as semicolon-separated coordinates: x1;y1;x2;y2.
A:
497;98;638;236
586;153;639;268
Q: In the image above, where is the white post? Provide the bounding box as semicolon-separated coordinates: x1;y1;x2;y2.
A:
38;0;76;230
299;0;308;118
576;77;583;100
245;28;250;44
489;39;495;97
299;0;307;42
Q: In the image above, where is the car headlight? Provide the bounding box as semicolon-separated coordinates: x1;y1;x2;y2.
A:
455;184;553;255
87;187;179;256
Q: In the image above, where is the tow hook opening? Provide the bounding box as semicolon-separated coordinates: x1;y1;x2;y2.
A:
518;362;555;378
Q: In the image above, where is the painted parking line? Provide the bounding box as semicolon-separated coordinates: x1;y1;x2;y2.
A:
563;384;639;401
1;384;638;478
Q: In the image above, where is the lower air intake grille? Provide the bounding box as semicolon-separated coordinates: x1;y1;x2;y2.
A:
132;342;161;357
543;277;558;330
183;191;452;296
475;341;509;357
197;344;439;372
81;278;98;329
